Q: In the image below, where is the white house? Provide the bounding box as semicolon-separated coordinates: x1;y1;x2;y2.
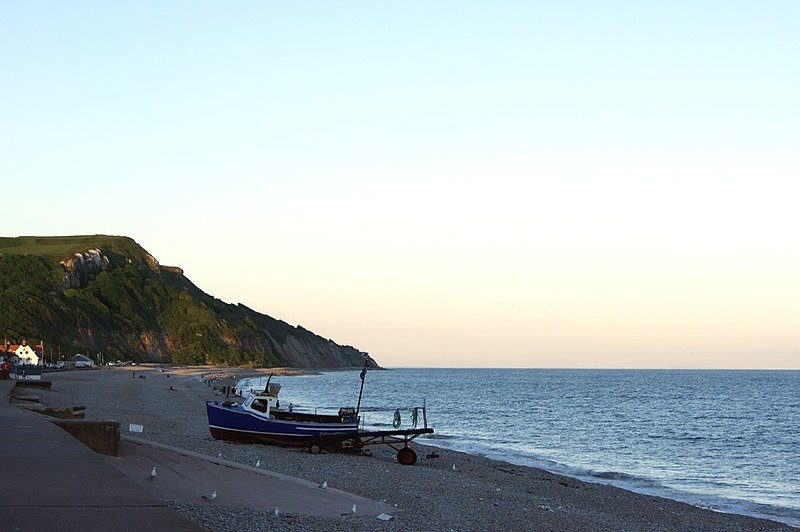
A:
11;343;40;365
2;339;44;365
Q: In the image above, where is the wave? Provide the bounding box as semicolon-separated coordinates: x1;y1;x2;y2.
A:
586;470;660;487
423;433;457;440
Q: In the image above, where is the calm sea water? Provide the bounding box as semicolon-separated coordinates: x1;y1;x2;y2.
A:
239;368;800;527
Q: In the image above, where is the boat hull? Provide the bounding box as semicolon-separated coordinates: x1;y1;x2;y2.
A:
206;401;359;447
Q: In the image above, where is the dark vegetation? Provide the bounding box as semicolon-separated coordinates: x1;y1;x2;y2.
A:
0;235;374;368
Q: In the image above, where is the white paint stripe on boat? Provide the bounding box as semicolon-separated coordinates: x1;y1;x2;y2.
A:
208;425;358;437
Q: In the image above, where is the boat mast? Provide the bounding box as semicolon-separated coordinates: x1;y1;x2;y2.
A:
355;362;368;415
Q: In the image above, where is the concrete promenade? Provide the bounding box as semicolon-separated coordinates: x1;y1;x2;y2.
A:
0;380;201;531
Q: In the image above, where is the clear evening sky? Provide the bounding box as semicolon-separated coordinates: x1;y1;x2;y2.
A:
2;2;798;368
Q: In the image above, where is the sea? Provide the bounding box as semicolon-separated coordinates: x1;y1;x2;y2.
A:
238;368;800;527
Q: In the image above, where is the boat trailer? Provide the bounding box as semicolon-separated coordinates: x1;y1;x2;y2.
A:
306;426;434;465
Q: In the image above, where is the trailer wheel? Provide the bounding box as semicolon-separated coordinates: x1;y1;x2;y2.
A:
308;443;322;455
397;447;417;466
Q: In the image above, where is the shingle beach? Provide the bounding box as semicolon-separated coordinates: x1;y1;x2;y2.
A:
36;366;793;531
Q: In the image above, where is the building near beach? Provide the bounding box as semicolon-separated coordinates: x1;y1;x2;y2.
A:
2;339;43;365
66;354;95;368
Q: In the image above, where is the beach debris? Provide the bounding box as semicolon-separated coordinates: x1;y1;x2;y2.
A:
202;490;217;500
273;506;280;516
376;513;393;521
218;452;223;458
426;450;439;459
149;466;157;479
129;423;144;433
319;480;328;489
255;459;261;467
452;464;457;471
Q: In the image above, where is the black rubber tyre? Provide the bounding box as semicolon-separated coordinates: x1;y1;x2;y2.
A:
397;447;417;466
308;443;322;455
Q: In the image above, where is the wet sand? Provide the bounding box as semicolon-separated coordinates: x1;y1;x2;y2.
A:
37;365;794;531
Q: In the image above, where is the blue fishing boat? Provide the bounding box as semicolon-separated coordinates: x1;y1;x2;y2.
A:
206;369;434;465
206;382;360;446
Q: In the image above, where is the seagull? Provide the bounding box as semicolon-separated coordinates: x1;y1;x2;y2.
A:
217;452;223;458
149;466;157;479
319;480;328;489
255;459;261;468
351;504;357;514
202;490;217;500
452;464;457;471
273;506;280;516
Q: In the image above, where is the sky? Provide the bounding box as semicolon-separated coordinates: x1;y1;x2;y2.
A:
2;2;798;369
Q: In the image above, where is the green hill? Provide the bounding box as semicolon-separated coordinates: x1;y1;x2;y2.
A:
0;235;376;368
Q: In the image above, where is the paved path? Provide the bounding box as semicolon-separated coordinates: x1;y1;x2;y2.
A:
108;436;397;517
0;380;201;531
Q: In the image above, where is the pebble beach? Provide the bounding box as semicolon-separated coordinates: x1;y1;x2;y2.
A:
37;365;794;531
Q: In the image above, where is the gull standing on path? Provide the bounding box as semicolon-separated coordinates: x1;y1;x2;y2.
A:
149;466;157;479
202;490;217;500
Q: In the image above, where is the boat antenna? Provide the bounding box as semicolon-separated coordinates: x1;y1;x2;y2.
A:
355;362;368;415
263;373;273;394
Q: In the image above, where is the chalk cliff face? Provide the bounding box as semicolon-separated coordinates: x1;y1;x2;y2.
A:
58;249;109;290
58;247;164;290
0;235;377;369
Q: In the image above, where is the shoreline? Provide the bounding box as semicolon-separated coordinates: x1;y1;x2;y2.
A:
34;365;795;531
233;367;799;529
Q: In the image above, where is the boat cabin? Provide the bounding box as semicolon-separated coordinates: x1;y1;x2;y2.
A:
243;393;278;416
240;387;358;425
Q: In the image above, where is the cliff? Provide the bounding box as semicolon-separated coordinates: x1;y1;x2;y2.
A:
0;235;378;368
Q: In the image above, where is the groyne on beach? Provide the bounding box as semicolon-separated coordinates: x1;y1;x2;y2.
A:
8;365;795;531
